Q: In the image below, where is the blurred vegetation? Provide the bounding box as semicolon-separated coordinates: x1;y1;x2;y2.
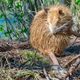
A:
0;1;80;79
0;50;51;80
0;0;80;40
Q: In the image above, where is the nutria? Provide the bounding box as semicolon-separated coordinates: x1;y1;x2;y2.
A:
30;4;79;65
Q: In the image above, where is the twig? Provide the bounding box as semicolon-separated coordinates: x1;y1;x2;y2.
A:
64;54;80;68
0;40;31;52
71;30;80;37
65;58;80;78
43;68;50;80
68;58;80;75
69;37;78;47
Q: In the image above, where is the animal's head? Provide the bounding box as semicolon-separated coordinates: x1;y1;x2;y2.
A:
44;5;76;34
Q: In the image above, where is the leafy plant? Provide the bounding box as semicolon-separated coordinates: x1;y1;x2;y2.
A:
0;0;80;40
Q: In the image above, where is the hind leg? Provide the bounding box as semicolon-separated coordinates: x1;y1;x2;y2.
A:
45;50;68;79
45;49;59;65
48;52;59;65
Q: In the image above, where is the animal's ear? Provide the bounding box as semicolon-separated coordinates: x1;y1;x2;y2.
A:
59;9;64;16
44;7;49;13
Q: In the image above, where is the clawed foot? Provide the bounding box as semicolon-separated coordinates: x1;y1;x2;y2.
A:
49;65;68;80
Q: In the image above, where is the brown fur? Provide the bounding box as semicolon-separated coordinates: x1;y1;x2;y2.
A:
30;5;73;56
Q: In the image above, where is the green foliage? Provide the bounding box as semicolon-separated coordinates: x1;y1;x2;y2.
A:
0;0;80;40
0;13;4;18
0;25;4;32
76;0;80;5
0;68;42;80
20;50;50;66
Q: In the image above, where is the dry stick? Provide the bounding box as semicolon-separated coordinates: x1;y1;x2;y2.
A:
71;30;80;37
43;68;50;80
68;58;80;75
64;54;80;68
5;55;11;69
70;37;78;46
0;40;31;52
65;58;80;78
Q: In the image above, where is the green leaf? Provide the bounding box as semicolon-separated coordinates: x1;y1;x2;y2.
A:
0;25;4;32
0;13;4;18
15;1;22;8
5;30;13;35
20;12;24;18
21;28;27;33
76;0;80;5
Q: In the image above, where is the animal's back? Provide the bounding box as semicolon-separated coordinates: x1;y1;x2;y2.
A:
30;5;71;56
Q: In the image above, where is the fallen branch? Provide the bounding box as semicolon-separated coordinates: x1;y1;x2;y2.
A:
65;58;80;78
0;40;31;52
68;58;80;75
64;54;80;67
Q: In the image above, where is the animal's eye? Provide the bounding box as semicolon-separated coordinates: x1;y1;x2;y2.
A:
44;8;49;13
59;10;64;16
